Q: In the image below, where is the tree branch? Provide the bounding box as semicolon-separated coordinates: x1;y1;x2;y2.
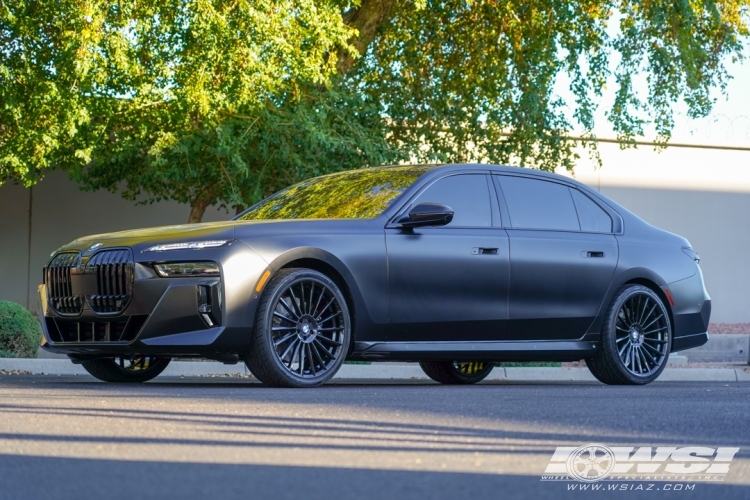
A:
337;0;395;74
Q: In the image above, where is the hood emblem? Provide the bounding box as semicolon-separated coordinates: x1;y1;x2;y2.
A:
89;243;103;251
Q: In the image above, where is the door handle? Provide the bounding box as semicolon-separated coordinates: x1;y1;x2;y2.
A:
582;251;605;258
472;247;498;255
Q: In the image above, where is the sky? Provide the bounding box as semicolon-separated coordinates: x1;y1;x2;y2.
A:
672;54;750;146
554;17;750;148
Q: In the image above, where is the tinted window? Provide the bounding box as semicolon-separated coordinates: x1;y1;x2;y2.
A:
412;174;491;227
237;166;434;220
498;176;579;231
570;189;612;233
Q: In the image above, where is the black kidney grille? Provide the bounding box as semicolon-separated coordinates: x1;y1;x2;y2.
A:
86;249;134;314
46;252;82;315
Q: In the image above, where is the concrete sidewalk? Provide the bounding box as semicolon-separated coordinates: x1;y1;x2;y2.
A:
2;358;749;382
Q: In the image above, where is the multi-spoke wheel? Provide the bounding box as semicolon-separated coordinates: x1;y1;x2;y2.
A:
246;268;351;388
586;284;672;385
81;355;171;383
419;360;494;384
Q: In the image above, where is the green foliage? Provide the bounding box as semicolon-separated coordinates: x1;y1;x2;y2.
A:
0;301;41;358
350;0;750;169
2;0;749;221
2;0;399;219
71;81;405;220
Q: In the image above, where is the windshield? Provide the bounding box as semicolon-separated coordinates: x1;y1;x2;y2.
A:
236;166;434;221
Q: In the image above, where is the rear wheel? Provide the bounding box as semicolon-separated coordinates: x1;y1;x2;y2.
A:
586;284;672;385
246;268;351;388
81;356;171;383
419;361;494;384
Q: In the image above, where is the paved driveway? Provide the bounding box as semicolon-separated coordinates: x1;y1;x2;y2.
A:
0;376;748;500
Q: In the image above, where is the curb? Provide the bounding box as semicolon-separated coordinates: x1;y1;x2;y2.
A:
2;359;750;382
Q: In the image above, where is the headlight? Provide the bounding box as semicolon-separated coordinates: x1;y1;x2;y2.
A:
144;240;232;252
153;262;221;277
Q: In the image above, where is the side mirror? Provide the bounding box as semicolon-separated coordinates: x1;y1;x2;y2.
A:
397;202;454;228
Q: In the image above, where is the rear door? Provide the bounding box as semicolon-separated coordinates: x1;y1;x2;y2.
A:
385;173;510;341
494;175;618;340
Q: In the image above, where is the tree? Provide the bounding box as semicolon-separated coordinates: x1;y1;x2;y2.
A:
2;0;401;221
342;0;750;170
2;1;748;222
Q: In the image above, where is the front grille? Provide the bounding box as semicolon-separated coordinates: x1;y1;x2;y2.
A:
86;249;134;314
46;252;82;315
46;315;147;343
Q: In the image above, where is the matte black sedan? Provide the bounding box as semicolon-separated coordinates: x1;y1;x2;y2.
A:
39;164;711;387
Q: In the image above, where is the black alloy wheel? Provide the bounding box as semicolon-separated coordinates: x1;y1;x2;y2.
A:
81;356;171;383
246;268;351;388
586;284;672;385
419;360;494;384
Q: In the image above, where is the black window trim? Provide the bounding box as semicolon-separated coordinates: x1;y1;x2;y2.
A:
386;171;501;229
492;173;623;235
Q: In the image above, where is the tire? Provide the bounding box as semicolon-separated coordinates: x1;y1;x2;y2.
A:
246;268;352;388
419;361;494;384
586;284;672;385
81;356;171;383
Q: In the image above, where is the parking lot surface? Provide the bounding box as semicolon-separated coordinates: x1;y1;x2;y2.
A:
0;376;748;500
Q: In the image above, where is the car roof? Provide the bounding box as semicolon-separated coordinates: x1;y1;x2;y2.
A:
299;163;579;185
365;163;590;191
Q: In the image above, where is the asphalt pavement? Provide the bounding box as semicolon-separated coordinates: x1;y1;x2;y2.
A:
0;376;748;500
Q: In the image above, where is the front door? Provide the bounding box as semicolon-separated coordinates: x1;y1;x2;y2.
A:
385;173;510;341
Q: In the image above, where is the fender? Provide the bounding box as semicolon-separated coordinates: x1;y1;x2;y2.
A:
265;246;380;342
586;267;670;336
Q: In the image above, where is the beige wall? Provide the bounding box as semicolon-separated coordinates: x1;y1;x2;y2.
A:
0;171;229;312
0;181;31;308
1;149;748;323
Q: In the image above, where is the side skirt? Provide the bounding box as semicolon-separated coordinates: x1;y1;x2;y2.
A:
351;340;598;362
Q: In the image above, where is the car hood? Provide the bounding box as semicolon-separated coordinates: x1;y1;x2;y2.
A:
56;221;239;254
77;221;237;241
54;218;384;257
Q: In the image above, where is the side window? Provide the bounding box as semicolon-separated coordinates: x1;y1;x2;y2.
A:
411;174;492;227
497;176;580;231
570;188;612;233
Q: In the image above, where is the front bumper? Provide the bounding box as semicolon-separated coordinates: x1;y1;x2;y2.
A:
39;244;268;360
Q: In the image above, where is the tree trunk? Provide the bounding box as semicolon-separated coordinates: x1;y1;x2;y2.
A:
188;197;211;224
337;0;395;74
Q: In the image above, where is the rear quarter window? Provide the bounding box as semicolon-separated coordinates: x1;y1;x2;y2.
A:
570;189;612;233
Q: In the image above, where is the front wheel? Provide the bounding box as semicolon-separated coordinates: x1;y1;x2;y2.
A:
246;268;352;388
81;356;171;383
586;284;672;385
419;361;494;384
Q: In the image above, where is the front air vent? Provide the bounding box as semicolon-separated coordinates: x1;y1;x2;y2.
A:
46;252;82;316
86;249;134;314
48;315;147;343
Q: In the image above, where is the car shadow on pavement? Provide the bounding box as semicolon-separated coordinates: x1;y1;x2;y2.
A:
0;401;748;454
0;454;747;500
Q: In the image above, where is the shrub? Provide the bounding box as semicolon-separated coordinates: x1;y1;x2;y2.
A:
0;301;42;358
